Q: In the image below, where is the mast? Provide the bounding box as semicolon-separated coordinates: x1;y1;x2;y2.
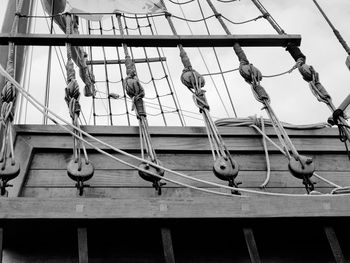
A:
0;0;34;90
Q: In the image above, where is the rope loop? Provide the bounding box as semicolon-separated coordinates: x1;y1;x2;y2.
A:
181;68;205;90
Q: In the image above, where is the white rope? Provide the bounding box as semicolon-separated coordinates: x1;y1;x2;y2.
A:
1;64;349;198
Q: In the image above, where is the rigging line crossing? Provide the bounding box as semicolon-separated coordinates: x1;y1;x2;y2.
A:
98;21;114;126
110;17;131;126
145;15;185;126
149;15;187;126
87;21;97;125
196;0;236;117
177;0;231;117
123;15;167;126
162;0;240;192
206;0;317;193
1;64;347;198
134;14;169;126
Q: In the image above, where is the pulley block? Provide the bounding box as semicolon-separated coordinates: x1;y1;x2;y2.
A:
298;63;313;82
288;155;315;193
181;70;205;90
288;155;315;180
239;63;262;83
213;156;239;182
0;159;20;196
67;159;94;196
139;162;165;195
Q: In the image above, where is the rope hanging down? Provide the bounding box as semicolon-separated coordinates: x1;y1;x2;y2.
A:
116;14;165;195
250;0;350;162
0;0;25;196
64;14;94;196
42;0;96;97
206;0;316;193
161;0;240;194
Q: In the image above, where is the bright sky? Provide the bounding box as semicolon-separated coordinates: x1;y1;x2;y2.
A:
0;0;350;126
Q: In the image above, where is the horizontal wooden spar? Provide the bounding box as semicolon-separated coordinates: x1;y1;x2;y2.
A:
87;57;166;65
0;33;301;47
0;196;349;219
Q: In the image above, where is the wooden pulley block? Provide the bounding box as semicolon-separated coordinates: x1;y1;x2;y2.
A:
288;155;315;180
181;70;205;89
213;156;239;182
0;159;20;182
239;63;262;83
138;162;164;183
67;159;94;183
298;63;313;82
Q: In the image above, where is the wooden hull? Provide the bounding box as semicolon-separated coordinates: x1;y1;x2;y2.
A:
0;125;348;262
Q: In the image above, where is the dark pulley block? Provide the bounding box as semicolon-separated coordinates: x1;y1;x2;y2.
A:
213;156;239;182
288;155;315;180
0;159;20;196
67;159;94;195
288;155;315;193
139;162;165;195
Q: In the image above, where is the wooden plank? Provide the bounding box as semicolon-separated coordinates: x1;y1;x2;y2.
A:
0;34;302;47
14;125;340;137
22;134;346;152
243;228;261;263
21;187;331;199
25;170;349;189
161;228;176;263
29;152;350;172
0;195;349;219
78;228;88;263
324;227;345;263
8;136;34;197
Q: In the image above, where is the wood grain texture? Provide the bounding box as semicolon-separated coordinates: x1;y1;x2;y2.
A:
0;196;349;219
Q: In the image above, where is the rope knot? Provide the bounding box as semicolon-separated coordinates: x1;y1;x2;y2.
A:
239;63;262;84
298;63;314;82
65;79;81;119
125;75;146;117
181;69;205;90
1;82;16;103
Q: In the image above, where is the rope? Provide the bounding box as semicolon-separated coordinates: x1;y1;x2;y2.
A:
312;0;350;55
1;65;349;197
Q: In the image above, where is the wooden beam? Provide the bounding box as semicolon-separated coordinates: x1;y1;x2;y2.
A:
161;228;176;263
0;34;302;47
78;228;89;263
0;196;349;219
324;227;345;263
87;57;166;65
243;228;261;263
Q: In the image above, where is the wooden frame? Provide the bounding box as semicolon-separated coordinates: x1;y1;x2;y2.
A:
1;124;349;219
0;33;301;47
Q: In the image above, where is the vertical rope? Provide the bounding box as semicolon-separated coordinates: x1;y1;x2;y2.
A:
98;21;114;125
134;14;168;126
87;20;97;125
110;17;131;126
312;0;350;55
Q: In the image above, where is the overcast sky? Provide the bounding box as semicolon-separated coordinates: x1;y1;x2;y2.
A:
0;0;350;126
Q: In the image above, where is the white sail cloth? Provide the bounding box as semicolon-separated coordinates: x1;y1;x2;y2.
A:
43;0;164;20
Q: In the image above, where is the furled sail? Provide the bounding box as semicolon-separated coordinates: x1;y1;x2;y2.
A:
43;0;165;21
